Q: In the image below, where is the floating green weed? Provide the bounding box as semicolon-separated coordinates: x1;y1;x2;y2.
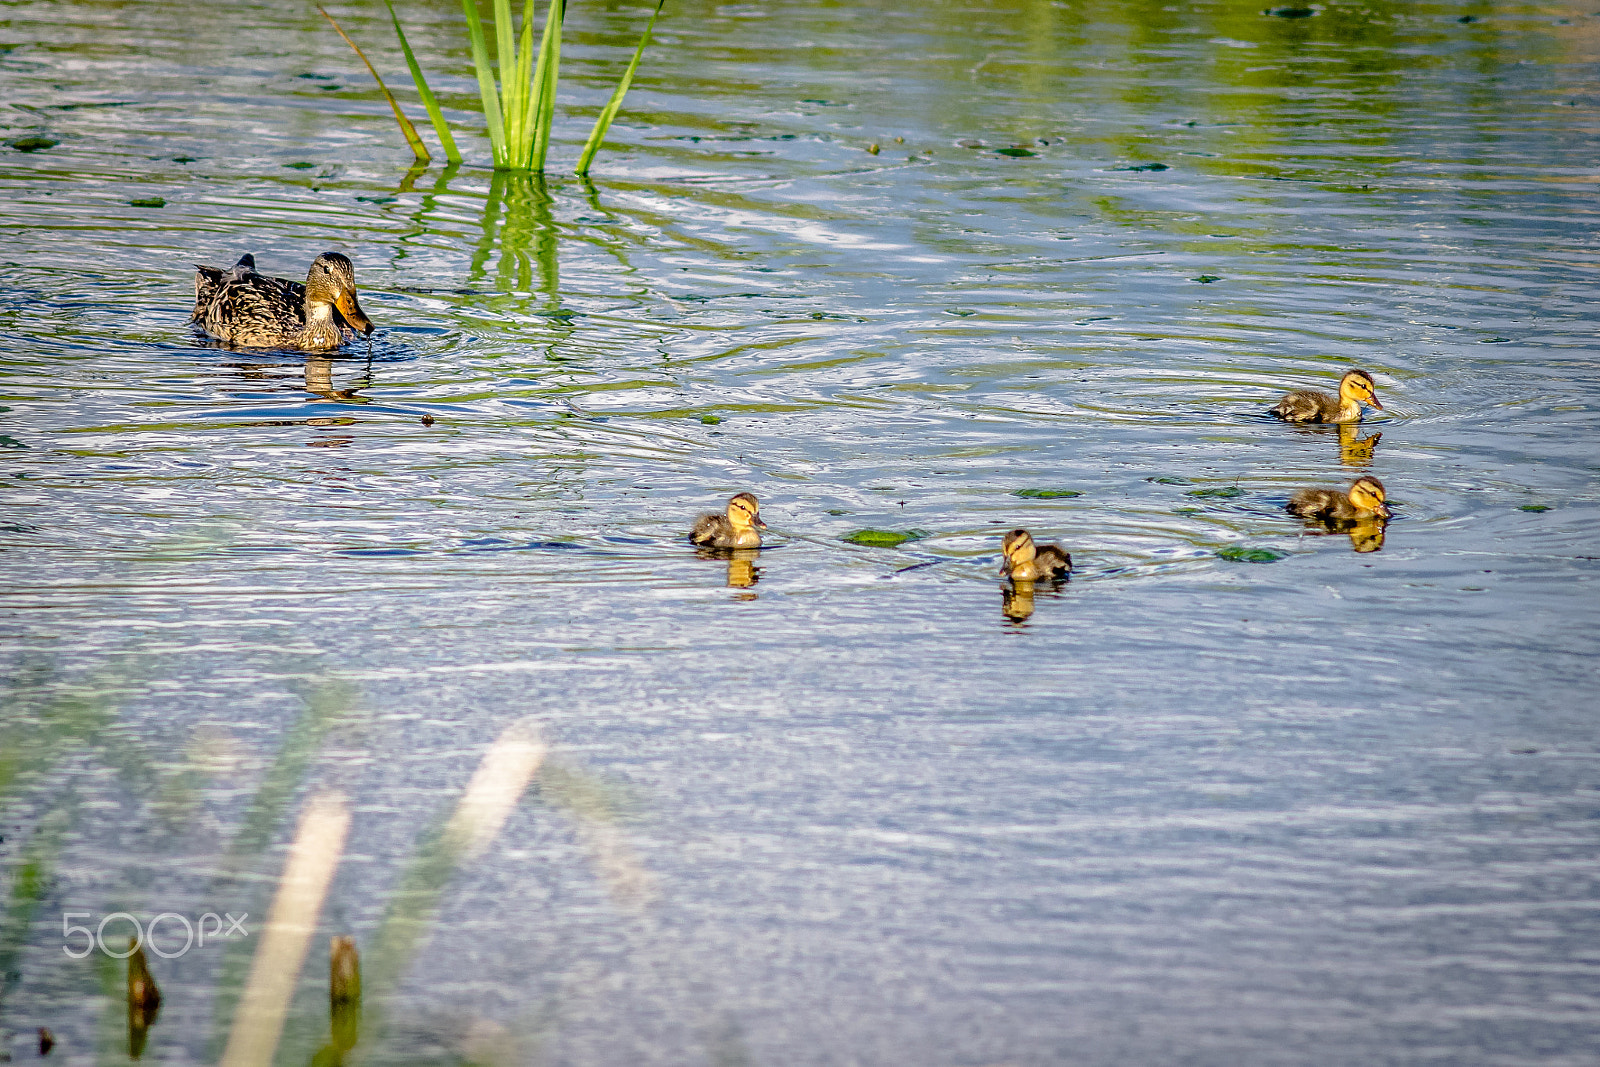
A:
1187;486;1245;498
1519;504;1550;513
1012;488;1081;499
698;414;722;425
1216;545;1287;563
843;529;927;548
6;135;57;152
1150;476;1190;485
129;197;165;207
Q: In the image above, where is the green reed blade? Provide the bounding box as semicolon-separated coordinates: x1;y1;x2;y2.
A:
492;0;518;143
575;0;665;175
461;0;507;165
318;6;430;163
529;0;565;172
382;0;461;163
510;0;539;167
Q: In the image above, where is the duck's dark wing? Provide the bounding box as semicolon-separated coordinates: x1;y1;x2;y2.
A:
1036;545;1072;577
690;513;728;546
1272;389;1335;422
1286;488;1345;520
192;254;259;323
200;270;304;344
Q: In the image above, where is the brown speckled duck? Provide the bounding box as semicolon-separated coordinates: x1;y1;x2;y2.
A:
690;492;765;549
192;252;374;350
1272;369;1382;423
1000;528;1072;581
1286;476;1390;523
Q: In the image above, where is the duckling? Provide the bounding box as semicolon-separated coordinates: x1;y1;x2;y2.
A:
193;252;374;350
1000;528;1072;581
1272;368;1382;423
690;492;766;549
1286;475;1391;523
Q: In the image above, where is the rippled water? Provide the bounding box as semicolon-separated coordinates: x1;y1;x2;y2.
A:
3;0;1599;1062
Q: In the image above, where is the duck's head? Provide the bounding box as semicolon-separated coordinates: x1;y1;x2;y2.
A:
304;253;374;336
1338;368;1381;411
726;492;765;531
1348;475;1390;519
1001;528;1037;570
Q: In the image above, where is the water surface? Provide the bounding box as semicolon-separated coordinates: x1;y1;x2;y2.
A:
2;0;1599;1063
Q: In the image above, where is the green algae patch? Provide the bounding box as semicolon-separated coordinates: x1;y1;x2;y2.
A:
843;529;927;548
1186;486;1245;498
1012;488;1082;499
1216;545;1287;563
1519;504;1550;513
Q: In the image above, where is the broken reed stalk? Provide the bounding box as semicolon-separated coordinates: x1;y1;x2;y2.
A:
318;6;431;164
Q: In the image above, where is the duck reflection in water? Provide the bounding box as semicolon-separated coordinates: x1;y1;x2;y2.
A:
1286;476;1391;553
697;545;763;595
1282;422;1382;467
1338;424;1382;467
1000;528;1071;622
127;940;161;1060
304;355;371;402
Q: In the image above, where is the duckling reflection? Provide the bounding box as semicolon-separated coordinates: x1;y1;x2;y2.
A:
695;545;762;592
1338;424;1382;467
127;940;161;1060
690;492;765;549
1346;519;1387;553
1272;368;1382;423
1002;579;1041;622
1287;476;1391;553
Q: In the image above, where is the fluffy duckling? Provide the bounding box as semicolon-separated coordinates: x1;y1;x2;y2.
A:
690;492;766;549
1272;369;1382;423
1286;475;1391;523
193;252;374;350
1000;528;1072;581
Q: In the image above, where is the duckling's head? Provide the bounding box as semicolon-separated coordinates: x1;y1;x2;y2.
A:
304;253;374;336
1337;369;1382;410
1348;475;1390;518
1001;528;1037;567
726;492;765;531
